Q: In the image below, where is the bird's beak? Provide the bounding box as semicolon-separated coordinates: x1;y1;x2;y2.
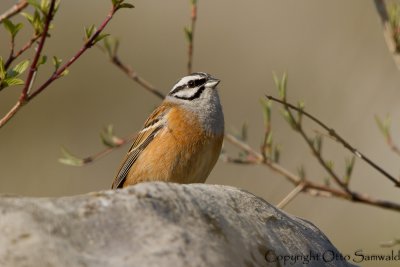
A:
205;77;220;89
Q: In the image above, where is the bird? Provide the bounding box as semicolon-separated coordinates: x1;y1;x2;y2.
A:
111;72;224;189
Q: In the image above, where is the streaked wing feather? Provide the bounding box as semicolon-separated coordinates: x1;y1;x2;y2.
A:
112;105;170;189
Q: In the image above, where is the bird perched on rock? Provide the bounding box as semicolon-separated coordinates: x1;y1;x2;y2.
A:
112;72;224;189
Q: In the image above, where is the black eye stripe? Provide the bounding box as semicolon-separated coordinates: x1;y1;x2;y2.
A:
174;85;205;101
169;78;207;96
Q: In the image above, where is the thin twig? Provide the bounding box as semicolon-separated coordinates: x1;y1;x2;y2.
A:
0;0;56;128
186;0;197;74
266;94;400;187
374;0;400;70
224;133;400;212
111;56;165;99
0;3;119;129
277;183;305;209
29;6;117;100
21;0;57;102
5;34;41;69
0;0;28;24
81;132;137;164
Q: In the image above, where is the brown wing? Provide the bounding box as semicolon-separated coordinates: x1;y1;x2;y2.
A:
111;105;170;189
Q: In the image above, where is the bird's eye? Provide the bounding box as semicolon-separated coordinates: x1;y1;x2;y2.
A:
188;80;195;87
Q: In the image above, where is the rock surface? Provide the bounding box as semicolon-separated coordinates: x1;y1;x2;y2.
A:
0;182;355;267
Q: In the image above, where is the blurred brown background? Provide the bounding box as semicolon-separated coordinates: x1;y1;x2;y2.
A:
1;0;400;266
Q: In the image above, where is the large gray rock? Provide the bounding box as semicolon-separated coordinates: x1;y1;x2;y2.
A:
0;182;355;267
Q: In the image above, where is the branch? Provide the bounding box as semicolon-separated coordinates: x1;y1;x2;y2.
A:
110;56;165;99
0;0;56;128
185;0;198;74
0;0;28;24
224;133;400;212
5;34;41;69
374;0;400;70
0;3;121;129
265;94;400;187
21;0;57;102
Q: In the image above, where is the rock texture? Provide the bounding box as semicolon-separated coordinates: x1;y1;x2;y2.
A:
0;182;355;267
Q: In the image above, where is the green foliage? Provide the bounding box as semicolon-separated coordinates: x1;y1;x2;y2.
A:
21;0;60;35
112;0;134;10
58;147;84;166
297;100;305;124
84;25;110;46
21;10;43;34
260;98;272;130
2;19;23;38
103;37;120;58
0;58;29;91
100;125;123;147
375;115;391;140
281;110;297;130
184;26;193;42
344;156;356;185
388;3;400;52
273;72;287;101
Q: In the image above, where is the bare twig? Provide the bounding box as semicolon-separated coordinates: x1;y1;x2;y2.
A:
374;0;400;70
81;132;136;164
5;34;41;69
186;0;197;74
111;56;165;99
21;0;57;103
224;133;400;212
0;0;28;24
277;183;305;209
266;94;400;187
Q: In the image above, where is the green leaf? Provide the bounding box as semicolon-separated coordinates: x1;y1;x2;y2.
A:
0;57;5;80
58;147;84;166
60;69;69;77
184;26;192;42
12;60;30;76
38;55;47;66
282;110;297;130
21;12;34;25
118;3;134;9
103;37;119;58
84;25;95;40
375;115;391;140
272;72;288;100
100;125;123;147
2;77;24;86
2;19;23;38
52;56;62;70
27;0;41;11
344;156;356;185
191;0;198;5
93;33;110;45
260;98;272;129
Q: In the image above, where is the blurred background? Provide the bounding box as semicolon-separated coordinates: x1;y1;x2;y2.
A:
1;0;400;266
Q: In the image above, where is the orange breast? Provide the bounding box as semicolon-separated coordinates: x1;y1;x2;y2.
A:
123;106;223;186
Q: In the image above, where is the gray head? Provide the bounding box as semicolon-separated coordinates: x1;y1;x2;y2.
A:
166;72;224;134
